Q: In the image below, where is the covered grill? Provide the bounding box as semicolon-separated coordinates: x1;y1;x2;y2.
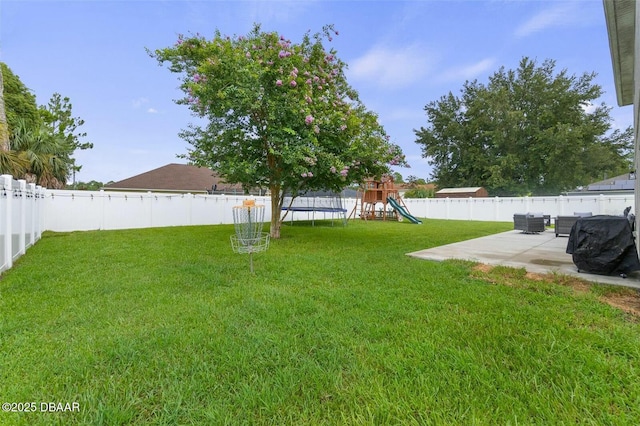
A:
566;215;640;278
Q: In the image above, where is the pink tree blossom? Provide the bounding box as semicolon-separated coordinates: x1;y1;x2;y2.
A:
152;23;407;239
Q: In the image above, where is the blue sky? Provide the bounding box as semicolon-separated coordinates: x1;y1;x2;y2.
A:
1;0;631;184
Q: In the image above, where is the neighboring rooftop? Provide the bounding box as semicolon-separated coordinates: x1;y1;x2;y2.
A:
587;173;636;192
103;163;243;194
435;187;489;198
437;187;484;194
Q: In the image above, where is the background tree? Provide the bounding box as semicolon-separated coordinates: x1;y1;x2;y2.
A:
406;175;427;188
404;174;432;198
151;24;407;238
67;180;107;190
391;172;404;184
39;93;94;181
415;57;633;196
0;63;39;135
0;64;27;179
0;64;9;152
403;187;434;198
0;63;92;187
0;62;40;178
10;118;72;188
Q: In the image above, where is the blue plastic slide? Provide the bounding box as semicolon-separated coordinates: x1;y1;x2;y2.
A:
387;197;422;224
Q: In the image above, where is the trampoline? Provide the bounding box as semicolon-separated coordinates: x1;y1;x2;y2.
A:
281;191;348;226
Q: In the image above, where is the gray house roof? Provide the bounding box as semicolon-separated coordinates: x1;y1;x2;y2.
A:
587;173;635;192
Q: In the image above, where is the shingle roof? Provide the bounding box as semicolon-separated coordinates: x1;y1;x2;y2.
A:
587;173;635;192
104;163;242;193
587;173;634;187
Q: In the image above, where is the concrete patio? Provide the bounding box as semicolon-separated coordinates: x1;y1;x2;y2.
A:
408;229;640;289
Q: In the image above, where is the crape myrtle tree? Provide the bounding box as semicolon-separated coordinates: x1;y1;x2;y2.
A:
151;24;407;238
415;57;633;196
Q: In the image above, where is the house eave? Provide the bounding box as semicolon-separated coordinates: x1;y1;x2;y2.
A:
603;0;636;106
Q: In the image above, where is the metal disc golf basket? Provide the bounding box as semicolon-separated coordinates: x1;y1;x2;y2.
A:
230;200;270;273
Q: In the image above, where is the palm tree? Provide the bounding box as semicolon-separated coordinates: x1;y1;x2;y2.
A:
0;64;30;179
0;64;10;152
0;150;28;179
10;119;72;188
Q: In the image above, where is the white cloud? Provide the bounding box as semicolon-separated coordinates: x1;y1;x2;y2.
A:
349;43;433;89
131;97;149;109
439;58;496;82
609;108;634;131
581;101;596;115
514;3;578;38
131;98;159;113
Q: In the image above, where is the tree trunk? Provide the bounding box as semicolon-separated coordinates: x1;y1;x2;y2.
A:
0;65;10;152
269;183;282;239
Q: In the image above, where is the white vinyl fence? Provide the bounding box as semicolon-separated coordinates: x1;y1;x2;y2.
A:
402;194;635;222
0;175;45;272
44;191;273;232
42;189;636;232
0;185;633;273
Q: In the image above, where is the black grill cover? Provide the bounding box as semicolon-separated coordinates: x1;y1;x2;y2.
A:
566;215;640;276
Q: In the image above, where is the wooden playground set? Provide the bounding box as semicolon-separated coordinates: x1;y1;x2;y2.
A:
349;175;422;224
279;175;421;226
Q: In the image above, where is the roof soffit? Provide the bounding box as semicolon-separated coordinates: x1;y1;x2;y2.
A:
603;0;635;106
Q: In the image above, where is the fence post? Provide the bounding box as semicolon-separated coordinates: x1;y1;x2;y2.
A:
17;180;26;256
2;175;12;270
28;183;36;247
35;185;43;242
148;191;153;227
99;190;105;230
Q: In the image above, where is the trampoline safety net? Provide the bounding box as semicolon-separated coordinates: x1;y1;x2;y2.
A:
281;191;347;226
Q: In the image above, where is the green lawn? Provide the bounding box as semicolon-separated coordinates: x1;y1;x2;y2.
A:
1;219;639;425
